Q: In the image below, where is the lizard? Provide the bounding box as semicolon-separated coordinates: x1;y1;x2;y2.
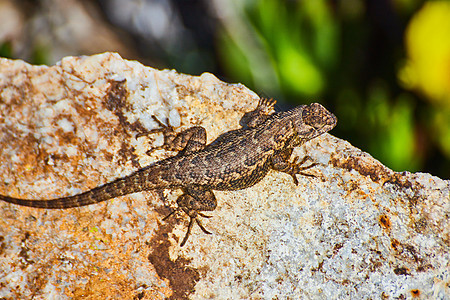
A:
0;98;337;246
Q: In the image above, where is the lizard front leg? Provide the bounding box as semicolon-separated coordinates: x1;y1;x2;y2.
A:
271;148;317;185
165;187;217;246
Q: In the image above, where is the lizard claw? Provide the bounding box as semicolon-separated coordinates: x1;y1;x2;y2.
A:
288;156;319;184
180;212;212;247
195;217;212;235
144;116;178;156
137;116;173;138
162;206;212;247
290;174;300;185
294;156;318;172
162;208;177;221
198;212;212;218
258;97;277;113
150;115;172;130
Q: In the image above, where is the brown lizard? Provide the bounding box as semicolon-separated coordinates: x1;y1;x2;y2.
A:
0;98;337;246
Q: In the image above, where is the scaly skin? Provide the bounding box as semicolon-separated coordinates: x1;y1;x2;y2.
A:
0;98;337;246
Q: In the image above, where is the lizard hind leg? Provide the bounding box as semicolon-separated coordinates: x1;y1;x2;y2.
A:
146;115;207;156
240;97;277;128
165;189;217;246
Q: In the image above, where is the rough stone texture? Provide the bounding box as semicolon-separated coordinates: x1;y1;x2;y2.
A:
0;53;449;299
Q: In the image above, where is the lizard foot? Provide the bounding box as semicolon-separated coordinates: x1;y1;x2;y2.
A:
290;155;318;185
240;97;277;128
144;116;178;155
145;116;208;156
162;206;212;247
180;210;212;247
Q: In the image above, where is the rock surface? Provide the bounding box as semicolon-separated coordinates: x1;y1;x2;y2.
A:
0;53;449;299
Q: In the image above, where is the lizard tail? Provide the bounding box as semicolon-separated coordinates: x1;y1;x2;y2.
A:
0;166;165;209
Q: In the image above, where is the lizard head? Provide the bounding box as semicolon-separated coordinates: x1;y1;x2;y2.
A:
292;103;337;141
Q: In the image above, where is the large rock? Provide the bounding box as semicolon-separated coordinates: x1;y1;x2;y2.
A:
0;53;448;299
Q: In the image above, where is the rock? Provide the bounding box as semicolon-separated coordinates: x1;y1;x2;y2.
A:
0;53;448;299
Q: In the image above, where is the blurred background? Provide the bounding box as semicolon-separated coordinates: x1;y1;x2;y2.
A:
0;0;449;179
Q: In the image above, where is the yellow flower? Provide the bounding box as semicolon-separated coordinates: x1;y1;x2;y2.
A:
399;1;450;105
399;2;450;157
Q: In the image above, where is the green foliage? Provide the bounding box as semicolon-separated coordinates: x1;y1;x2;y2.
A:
365;83;418;171
218;0;338;100
217;0;449;177
30;43;51;66
0;42;13;59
